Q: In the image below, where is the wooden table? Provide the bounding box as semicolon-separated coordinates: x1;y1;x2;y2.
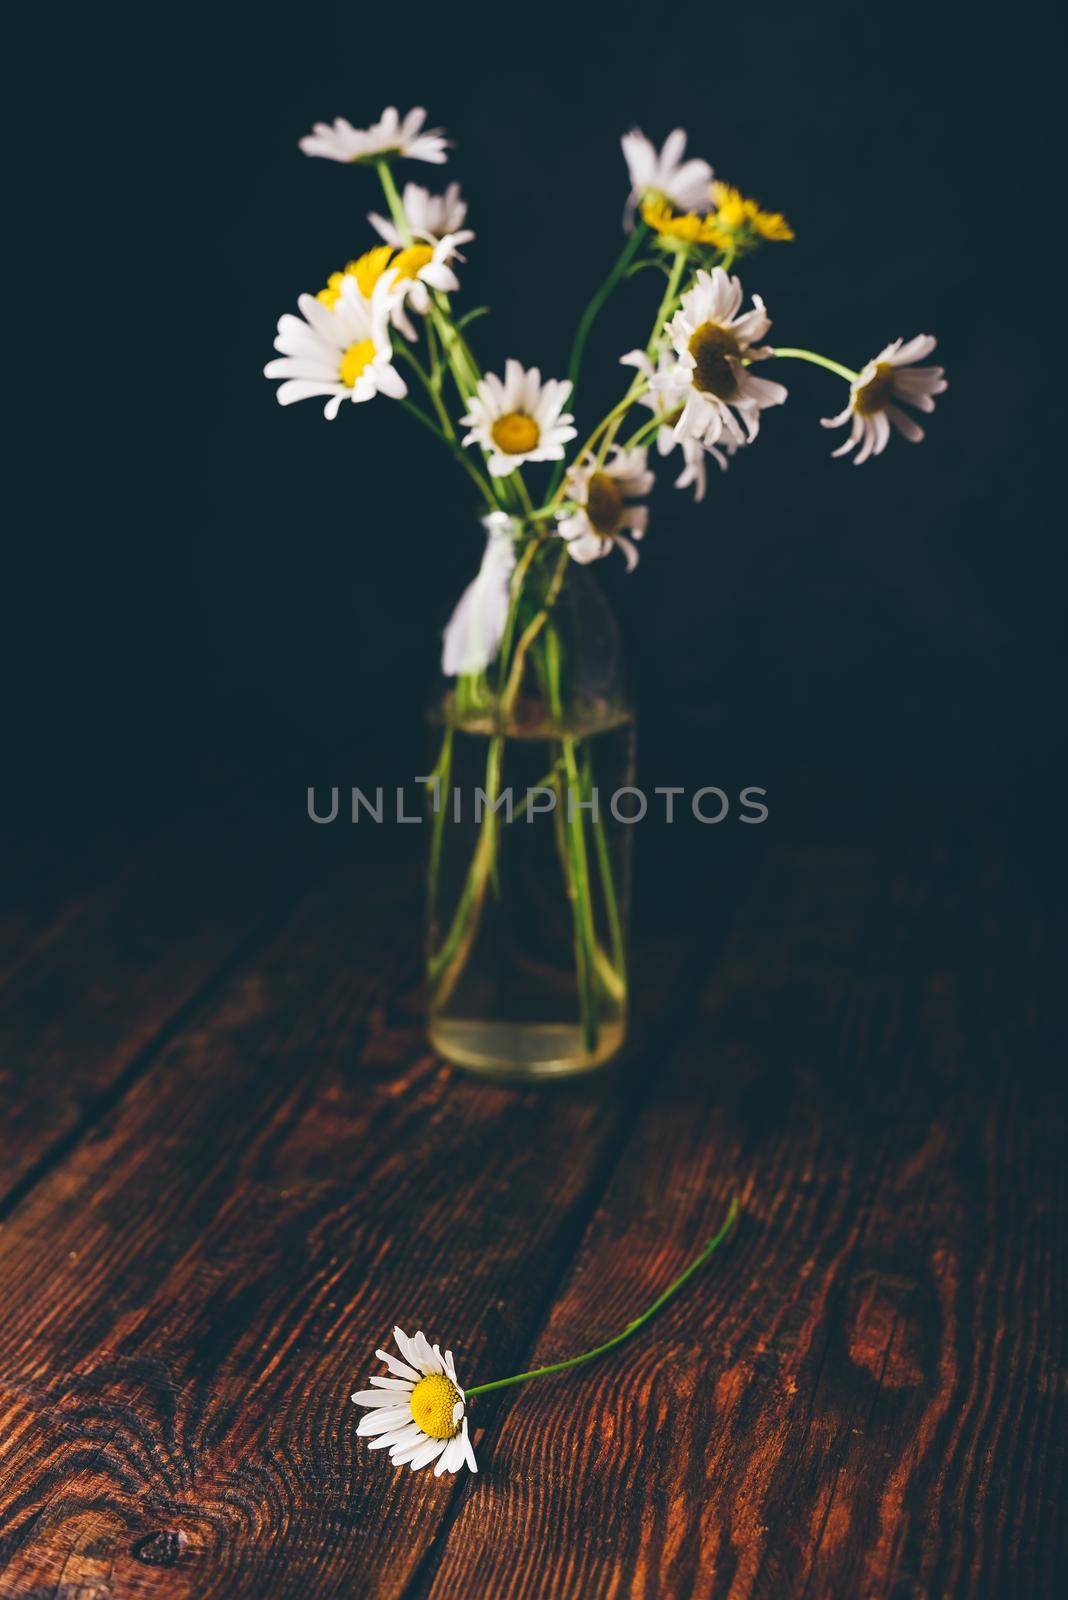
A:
0;802;1062;1599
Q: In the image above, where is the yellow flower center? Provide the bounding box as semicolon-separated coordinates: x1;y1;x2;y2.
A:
317;247;394;309
491;412;541;455
409;1374;462;1440
586;471;624;535
339;339;377;387
689;321;743;401
854;362;895;415
391;244;435;282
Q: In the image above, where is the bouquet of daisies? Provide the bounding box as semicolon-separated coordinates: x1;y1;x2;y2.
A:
266;106;947;1077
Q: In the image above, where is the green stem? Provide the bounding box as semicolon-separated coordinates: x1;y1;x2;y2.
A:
395;344;456;438
507;758;566;822
396;396;497;509
549;392;646;509
545;224;648;502
499;547;569;718
767;347;859;383
567;223;647;399
375;159;412;245
426;734;502;1003
495;537;541;694
551;246;687;505
425;724;453;939
560;733;598;1055
466;1197;740;1397
583;745;626;994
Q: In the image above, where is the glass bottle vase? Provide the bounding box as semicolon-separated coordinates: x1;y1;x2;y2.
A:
425;529;633;1081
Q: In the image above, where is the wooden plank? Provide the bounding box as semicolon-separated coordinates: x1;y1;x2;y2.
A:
420;847;1064;1600
0;800;316;1208
0;846;738;1598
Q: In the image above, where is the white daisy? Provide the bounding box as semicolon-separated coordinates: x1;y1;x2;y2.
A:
621;350;737;502
461;361;577;478
558;447;654;571
299;107;448;166
821;335;947;464
369;181;470;247
442;514;519;677
621;127;713;224
352;1327;478;1476
264;274;407;419
387;232;474;315
662;267;788;450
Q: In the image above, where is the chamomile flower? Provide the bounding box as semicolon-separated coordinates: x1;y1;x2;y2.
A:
387;232;474;314
621;350;736;501
461;361;577;478
558;447;654;570
821;336;947;464
369;181;470;247
299;107;448;166
663;267;787;450
621;127;713;224
264;275;407;418
352;1328;477;1476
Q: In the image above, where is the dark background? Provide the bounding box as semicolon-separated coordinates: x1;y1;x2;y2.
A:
9;0;1061;898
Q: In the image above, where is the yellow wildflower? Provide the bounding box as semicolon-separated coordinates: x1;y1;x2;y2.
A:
641;196;729;250
710;182;794;243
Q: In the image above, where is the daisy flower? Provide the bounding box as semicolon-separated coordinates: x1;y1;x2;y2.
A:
264;275;407;419
821;336;947;464
621;350;737;502
352;1327;477;1476
558;447;654;570
662;267;787;450
621;127;713;223
461;361;577;478
369;181;470;247
299;107;448;166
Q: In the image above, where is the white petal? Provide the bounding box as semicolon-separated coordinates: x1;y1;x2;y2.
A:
376;1347;421;1382
367;1422;421;1452
351;1387;411;1407
409;1437;449;1471
357;1406;413;1436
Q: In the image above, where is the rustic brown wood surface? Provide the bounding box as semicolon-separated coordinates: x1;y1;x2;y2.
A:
0;814;1062;1600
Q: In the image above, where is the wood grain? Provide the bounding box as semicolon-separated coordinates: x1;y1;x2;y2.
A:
0;848;729;1598
0;802;315;1208
0;835;1061;1599
420;848;1064;1600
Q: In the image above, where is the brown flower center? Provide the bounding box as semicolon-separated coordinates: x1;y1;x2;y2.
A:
688;321;742;400
854;362;895;415
586;471;624;534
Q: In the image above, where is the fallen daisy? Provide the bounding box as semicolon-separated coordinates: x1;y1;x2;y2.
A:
353;1330;477;1475
352;1196;739;1478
